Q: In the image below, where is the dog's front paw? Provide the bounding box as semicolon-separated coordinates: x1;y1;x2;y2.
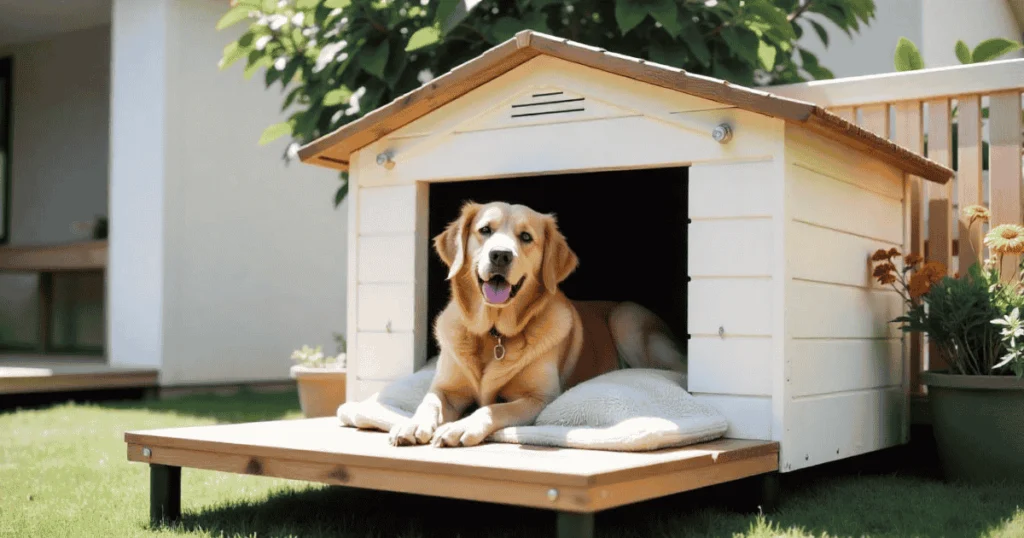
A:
431;418;490;448
388;417;437;446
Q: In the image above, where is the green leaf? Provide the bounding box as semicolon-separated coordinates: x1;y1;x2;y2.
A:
360;40;390;79
648;40;688;67
491;17;527;42
757;40;777;71
259;122;293;145
434;0;462;28
615;1;648;35
324;0;351;7
220;42;252;71
800;48;834;79
216;6;251;30
244;54;273;80
296;0;320;8
972;37;1023;63
406;25;442;51
648;0;681;37
808;19;829;47
893;36;924;71
955;40;972;64
745;1;794;40
323;87;353;106
261;0;277;12
678;18;710;66
721;27;760;66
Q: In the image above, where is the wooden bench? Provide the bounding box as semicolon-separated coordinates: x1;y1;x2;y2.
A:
0;240;107;353
125;417;780;538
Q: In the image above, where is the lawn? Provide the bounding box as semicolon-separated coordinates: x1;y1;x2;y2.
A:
2;390;1023;538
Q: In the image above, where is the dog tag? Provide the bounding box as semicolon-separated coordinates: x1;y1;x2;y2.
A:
494;336;506;361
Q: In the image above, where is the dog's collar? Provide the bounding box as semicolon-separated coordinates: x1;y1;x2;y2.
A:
489;326;501;338
489;326;506;360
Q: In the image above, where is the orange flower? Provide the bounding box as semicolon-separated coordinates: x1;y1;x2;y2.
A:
887;247;900;258
878;273;897;285
904;253;923;268
908;261;947;299
871;249;892;262
873;262;896;282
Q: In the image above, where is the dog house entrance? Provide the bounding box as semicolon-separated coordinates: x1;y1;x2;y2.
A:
427;167;689;357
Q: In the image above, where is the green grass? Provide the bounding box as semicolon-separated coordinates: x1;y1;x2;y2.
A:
2;390;1024;538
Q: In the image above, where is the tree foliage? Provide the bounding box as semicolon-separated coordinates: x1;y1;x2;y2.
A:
218;0;876;205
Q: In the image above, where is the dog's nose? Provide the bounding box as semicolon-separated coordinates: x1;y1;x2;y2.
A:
489;249;513;268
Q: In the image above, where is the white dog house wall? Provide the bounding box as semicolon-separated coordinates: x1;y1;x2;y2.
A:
298;31;952;473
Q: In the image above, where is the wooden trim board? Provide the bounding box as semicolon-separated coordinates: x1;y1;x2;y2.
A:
125;418;778;513
0;240;108;271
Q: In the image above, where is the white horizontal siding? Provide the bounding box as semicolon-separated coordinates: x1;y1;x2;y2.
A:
788;339;902;398
689;160;777;219
358;235;416;283
687;336;773;396
688;219;773;277
689;278;773;337
357;284;416;333
359;185;419;235
692;394;773;440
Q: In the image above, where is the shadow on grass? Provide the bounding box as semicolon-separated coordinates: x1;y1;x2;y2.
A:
164;427;1024;538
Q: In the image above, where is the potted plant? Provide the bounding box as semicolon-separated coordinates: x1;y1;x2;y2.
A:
289;333;348;418
872;205;1024;484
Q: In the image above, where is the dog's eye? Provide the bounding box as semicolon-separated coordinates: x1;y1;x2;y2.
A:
519;232;533;243
479;226;492;236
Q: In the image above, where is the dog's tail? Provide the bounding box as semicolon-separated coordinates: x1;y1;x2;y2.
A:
608;302;688;375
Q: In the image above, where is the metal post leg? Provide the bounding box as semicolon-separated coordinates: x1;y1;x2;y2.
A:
556;511;594;538
758;472;781;514
150;464;181;526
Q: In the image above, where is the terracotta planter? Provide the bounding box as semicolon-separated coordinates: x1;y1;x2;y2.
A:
921;370;1024;484
290;365;347;418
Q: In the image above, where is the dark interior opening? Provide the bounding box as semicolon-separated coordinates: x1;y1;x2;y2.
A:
426;167;688;357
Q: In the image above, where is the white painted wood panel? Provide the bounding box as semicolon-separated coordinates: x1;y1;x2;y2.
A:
790;165;904;244
789;221;899;289
782;387;905;471
788;339;903;397
689;160;778;219
687;337;773;396
358;235;416;283
357;284;416;333
356;332;417;380
688;219;773;277
359;185;419;235
692;394;773;440
361;108;783;186
688;278;773;337
346;155;363;403
786;127;904;200
789;281;902;339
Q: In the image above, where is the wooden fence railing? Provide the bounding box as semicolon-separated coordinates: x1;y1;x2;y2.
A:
772;59;1024;394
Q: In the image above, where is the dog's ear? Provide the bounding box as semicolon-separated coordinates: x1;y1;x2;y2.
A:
541;215;579;294
434;201;481;280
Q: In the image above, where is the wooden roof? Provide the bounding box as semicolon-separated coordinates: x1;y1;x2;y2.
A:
298;30;952;184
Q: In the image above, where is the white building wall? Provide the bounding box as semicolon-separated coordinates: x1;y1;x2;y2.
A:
797;0;1022;79
108;0;348;383
0;26;110;348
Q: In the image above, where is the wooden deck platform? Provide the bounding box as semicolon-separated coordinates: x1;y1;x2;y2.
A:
0;356;157;395
125;417;779;537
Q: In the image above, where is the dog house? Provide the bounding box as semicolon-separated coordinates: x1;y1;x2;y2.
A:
299;30;951;474
123;32;953;536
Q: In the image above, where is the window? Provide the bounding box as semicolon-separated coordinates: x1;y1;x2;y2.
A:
0;57;10;243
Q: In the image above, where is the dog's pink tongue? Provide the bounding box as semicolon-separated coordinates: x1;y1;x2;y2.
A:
483;281;512;303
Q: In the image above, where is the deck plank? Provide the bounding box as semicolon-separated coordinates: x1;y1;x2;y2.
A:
0;357;157;394
125;418;778;511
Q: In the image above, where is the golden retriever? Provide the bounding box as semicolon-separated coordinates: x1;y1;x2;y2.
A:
388;201;687;447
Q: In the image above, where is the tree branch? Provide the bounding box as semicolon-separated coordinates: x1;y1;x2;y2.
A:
787;0;815;23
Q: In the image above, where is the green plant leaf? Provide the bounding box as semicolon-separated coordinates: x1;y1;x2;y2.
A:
216;6;252;30
615;1;648;35
434;0;462;27
746;1;795;40
648;0;681;37
893;36;924;71
808;19;829;47
721;27;760;66
406;25;442;51
971;37;1023;63
490;16;526;42
261;0;277;12
360;40;390;79
296;0;320;8
757;40;777;71
678;18;710;66
324;0;351;7
334;177;349;208
323;87;353;106
259;122;293;145
955;40;972;64
220;42;252;71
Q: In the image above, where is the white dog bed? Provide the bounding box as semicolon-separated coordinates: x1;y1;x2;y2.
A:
337;361;728;452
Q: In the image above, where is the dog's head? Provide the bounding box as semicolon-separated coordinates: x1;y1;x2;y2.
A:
434;201;578;307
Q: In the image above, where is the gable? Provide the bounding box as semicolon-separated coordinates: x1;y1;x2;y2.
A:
351;56;785;185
